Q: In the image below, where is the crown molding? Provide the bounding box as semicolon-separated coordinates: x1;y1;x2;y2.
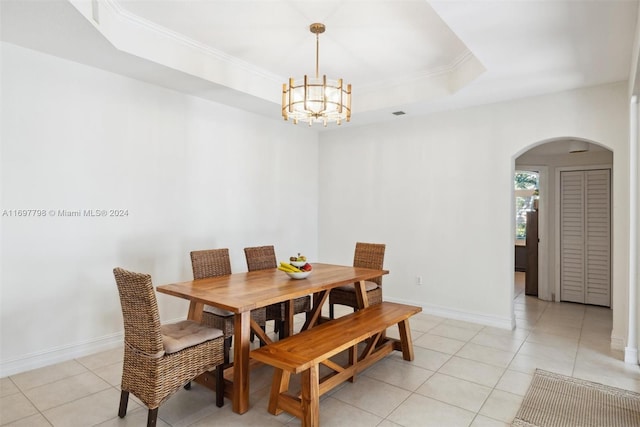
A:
354;49;484;112
69;0;281;103
102;0;282;83
359;49;483;92
68;0;484;116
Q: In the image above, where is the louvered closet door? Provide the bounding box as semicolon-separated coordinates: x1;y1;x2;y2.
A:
584;170;611;306
560;169;611;307
560;171;585;303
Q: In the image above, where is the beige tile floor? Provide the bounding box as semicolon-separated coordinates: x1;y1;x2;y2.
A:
2;272;639;426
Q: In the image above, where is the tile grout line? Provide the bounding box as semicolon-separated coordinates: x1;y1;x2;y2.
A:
466;296;545;426
4;296;630;426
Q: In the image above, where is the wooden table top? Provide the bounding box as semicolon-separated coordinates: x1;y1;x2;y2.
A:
156;263;389;313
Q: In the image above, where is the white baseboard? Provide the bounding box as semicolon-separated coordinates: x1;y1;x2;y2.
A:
0;317;192;378
386;297;515;330
624;347;639;364
611;334;626;351
0;303;513;378
0;317;186;377
0;332;124;377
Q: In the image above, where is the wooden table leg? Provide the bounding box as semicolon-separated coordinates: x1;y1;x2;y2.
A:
187;301;204;323
233;311;251;414
354;280;369;309
354;280;388;348
250;318;272;345
284;299;294;338
302;291;329;330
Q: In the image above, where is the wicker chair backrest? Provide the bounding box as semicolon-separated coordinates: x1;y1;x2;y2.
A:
244;245;277;272
190;248;232;279
354;242;386;287
113;267;164;356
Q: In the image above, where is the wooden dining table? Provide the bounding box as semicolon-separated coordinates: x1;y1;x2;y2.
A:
156;262;389;414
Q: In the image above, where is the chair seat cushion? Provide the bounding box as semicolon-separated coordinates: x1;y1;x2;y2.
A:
161;320;224;354
334;281;379;293
204;305;234;317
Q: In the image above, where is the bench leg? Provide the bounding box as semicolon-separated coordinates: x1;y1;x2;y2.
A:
301;365;320;427
268;368;290;415
398;319;415;361
348;344;357;383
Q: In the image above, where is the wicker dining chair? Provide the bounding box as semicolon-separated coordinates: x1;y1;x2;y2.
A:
190;248;267;364
113;267;225;427
328;242;386;319
244;245;312;339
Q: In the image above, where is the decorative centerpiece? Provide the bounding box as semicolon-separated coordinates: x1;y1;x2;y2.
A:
278;253;312;279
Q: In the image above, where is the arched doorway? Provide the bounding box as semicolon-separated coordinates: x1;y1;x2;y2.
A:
512;138;613;321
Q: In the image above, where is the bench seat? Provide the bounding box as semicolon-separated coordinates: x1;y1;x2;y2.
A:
250;301;422;427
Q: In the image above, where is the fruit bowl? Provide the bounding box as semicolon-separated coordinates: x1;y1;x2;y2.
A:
286;271;312;280
290;260;307;267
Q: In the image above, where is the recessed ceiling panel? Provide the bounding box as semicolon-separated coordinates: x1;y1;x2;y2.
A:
2;0;637;129
116;0;474;91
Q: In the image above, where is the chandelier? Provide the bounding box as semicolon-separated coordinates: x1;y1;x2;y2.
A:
282;23;352;126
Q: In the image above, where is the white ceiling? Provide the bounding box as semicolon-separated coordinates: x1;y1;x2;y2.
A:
1;0;638;130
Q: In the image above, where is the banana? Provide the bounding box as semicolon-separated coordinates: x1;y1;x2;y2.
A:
282;263;301;272
279;262;301;272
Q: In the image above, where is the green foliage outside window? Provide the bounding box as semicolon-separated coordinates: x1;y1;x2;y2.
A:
515;171;539;240
515;172;538;189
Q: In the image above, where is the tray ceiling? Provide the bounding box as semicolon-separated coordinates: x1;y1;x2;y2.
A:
1;0;637;130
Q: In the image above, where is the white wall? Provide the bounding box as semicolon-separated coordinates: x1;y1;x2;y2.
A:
318;83;629;335
0;42;319;376
1;41;633;376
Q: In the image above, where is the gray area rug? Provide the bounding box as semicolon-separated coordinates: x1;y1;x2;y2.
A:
512;369;640;426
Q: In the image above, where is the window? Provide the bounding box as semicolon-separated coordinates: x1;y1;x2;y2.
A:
515;171;539;241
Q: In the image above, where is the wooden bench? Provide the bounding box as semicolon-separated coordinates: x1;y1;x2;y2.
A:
250;301;422;427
